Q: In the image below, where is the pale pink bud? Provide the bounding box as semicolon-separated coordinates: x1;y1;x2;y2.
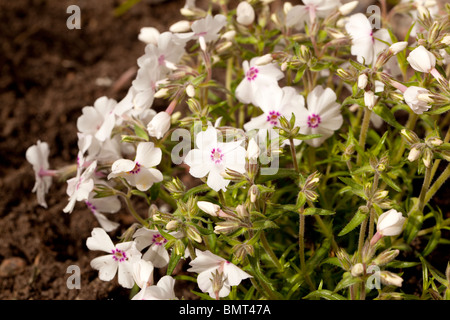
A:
147;111;171;139
236;1;255;26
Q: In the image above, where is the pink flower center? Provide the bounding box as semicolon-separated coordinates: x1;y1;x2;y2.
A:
210;148;224;164
128;162;141;174
266;111;281;126
246;67;259;81
111;248;128;262
158;54;165;66
307;113;321;128
86;201;97;213
152;233;168;246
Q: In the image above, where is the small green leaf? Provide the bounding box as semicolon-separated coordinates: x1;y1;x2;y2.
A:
338;210;367;237
166;253;182;276
372;104;403;130
422;229;441;256
303;208;335;216
334;274;362;293
380;172;402;192
134;124;149;141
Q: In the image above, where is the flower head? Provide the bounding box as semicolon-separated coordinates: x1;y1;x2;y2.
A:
108;142;163;191
86;228;142;289
133;227;174;268
26;140;53;208
235;57;284;105
403;86;432;114
187;249;252;299
85;193;121;232
296;86;343;147
147;111;171;139
407;45;436;73
370;209;406;245
132;275;178;300
236;1;255;26
63;160;97;213
184;126;246;192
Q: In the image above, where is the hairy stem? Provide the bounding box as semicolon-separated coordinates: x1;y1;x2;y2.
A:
260;231;284;272
357;108;372;165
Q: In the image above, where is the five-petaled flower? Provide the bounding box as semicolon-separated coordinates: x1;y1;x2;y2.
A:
26;140;53;208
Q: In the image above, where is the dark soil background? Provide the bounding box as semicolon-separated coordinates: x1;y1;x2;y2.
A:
0;0;448;300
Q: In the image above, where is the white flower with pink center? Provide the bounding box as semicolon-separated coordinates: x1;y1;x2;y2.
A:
86;228;142;289
63;160;97;213
108;142;163;192
26;140;54;208
133;227;176;268
183;126;246;192
286;0;341;29
85;192;121;232
187;249;252;299
244;86;305;131
235;57;284;105
296;86;343;147
132;275;178;300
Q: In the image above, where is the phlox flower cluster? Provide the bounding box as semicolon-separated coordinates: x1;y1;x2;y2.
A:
25;0;450;301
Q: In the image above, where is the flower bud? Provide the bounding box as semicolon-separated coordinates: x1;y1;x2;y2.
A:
186;84;196;98
351;263;364;277
186;225;202;243
236;1;255;26
221;30;236;41
401;129;420;145
197;201;221;216
339;1;358;15
210;269;226;300
232;242;254;262
380;271;403;287
441;35;450;46
373;249;399;266
407;46;436;73
249;185;259;203
422;148;433;167
427;21;441;44
408;146;422;162
235;204;249;220
169;20;191;33
403;86;432;114
336;249;352;271
389;41;408;55
364;91;376;110
427;137;443;146
377;209;406;237
166;220;179;231
255;54;273;66
246;138;260;163
147;111;171;139
358;74;368;90
138;27;160;45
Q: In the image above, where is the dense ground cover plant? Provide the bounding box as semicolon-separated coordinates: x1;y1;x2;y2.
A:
26;0;450;300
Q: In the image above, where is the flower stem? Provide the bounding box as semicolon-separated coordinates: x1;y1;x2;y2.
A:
260;231;284;272
298;211;315;291
424;163;450;206
394;112;418;164
357;108;372;165
289;138;299;173
418;164;433;213
122;194;148;227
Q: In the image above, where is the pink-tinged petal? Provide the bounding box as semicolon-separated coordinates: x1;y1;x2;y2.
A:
135;142;162;168
184;149;212;178
86;227;115;252
133;228;158;251
143;244;169;268
91;255;118;281
235;80;254;104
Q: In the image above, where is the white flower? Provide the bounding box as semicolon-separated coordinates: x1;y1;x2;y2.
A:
235;57;284;105
380;271;403;287
246;137;260;163
403;86;432;114
286;0;341;29
187;249;252;299
26;140;53;208
77;96;117;142
63;160;97;213
133;275;178;300
138;27;160;45
169;20;191;33
345;14;393;66
358;74;368;90
197;201;221;216
296;86;343;147
370;209;406;245
133;227;174;268
86;228;142;289
147;111;171;139
85;193;121;232
108;142;163;191
407;45;436;73
131;260;155;300
184;126;246;192
236;1;255;26
244;86;304;132
191;14;227;43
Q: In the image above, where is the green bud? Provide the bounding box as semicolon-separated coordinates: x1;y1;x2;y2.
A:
401;129;421;145
373;249;400;266
186;225;202;243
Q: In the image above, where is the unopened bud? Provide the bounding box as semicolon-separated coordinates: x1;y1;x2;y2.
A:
214;220;240;234
401;129;421;145
422;148;433;167
339;1;358;15
186;225;202;243
358;74;368;90
169;20;191;33
373;249;400;266
408;146;422;162
380;271;403;287
197;201;221;216
364;91;376;110
441;35;450;46
215;40;233;54
373;190;389;202
418;92;435;104
427;137;443;146
351;263;365;277
232;243;254;262
235;204;249;220
428;21;441;44
255;54;273;66
249;185;259;203
221;30;236;41
389;41;408;55
336;249;352;271
154;88;169;99
166;220;179;231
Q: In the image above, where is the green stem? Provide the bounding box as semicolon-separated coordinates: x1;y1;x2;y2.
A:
357;217;368;263
260;231;284;272
418;165;433;213
430;128;450;181
357;108;372;165
394;113;418;164
424;163;450;206
289;138;299;173
298;211;315;291
122;194;148;227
